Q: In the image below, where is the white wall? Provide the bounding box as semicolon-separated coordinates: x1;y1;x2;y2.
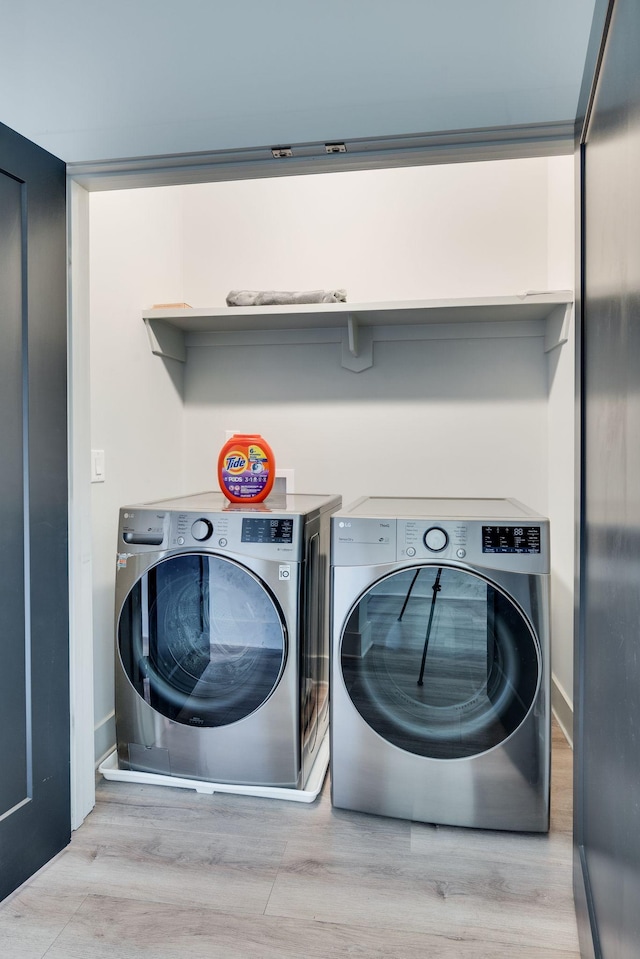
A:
181;161;550;303
89;187;187;762
183;333;549;511
88;155;575;762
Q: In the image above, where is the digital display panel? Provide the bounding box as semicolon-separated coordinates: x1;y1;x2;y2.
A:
241;517;294;544
482;525;541;554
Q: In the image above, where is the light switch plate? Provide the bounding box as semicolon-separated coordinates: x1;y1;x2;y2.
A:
91;449;105;483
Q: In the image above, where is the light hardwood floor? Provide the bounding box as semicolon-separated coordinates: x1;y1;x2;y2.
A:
1;721;578;958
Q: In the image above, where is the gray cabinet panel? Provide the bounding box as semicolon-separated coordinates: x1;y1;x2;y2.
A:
578;0;640;955
0;121;69;900
0;168;28;817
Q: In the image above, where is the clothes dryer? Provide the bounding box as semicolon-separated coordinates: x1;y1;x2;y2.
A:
330;497;550;831
115;491;340;790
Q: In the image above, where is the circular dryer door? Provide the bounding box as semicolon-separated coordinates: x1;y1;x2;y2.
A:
118;553;286;727
340;565;540;759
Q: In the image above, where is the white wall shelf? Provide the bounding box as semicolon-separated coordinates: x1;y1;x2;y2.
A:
143;290;573;371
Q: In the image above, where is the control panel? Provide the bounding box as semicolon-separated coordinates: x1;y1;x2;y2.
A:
398;518;547;572
398;519;469;561
119;508;302;560
332;514;549;573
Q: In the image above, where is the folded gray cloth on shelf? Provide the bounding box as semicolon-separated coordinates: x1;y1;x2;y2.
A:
226;289;347;306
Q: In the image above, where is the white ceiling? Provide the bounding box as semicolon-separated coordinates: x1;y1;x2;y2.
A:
0;0;596;165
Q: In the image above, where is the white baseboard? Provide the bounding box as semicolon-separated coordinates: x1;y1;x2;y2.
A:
94;711;116;767
551;674;573;747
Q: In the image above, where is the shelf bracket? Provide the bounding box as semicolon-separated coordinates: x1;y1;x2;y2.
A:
544;303;572;353
341;313;373;371
145;317;187;363
347;313;359;356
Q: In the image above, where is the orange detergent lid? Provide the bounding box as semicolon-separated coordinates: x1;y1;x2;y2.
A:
217;433;276;503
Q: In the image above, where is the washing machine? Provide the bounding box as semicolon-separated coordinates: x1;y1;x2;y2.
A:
330;497;550;832
114;490;340;790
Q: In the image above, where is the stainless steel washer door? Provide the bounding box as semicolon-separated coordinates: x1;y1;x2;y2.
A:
118;553;287;727
340;565;540;759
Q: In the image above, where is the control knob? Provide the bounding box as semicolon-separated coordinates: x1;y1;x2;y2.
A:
191;518;213;542
424;526;448;552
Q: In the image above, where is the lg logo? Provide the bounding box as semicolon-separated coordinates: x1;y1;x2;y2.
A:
338;521;352;528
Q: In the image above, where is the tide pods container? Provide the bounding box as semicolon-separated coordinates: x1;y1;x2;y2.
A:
218;433;276;503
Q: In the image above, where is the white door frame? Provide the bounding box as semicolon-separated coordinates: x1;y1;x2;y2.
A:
66;125;575;827
67;180;95;827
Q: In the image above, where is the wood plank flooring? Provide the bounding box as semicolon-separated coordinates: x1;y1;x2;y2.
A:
0;721;578;958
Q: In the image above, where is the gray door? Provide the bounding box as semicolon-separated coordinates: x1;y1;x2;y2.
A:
0;121;69;900
576;0;640;955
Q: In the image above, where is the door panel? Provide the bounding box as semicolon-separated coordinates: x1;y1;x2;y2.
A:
0;122;69;901
0;170;29;818
578;0;640;955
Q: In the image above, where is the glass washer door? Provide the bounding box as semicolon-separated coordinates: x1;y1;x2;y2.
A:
340;565;540;760
118;553;287;727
